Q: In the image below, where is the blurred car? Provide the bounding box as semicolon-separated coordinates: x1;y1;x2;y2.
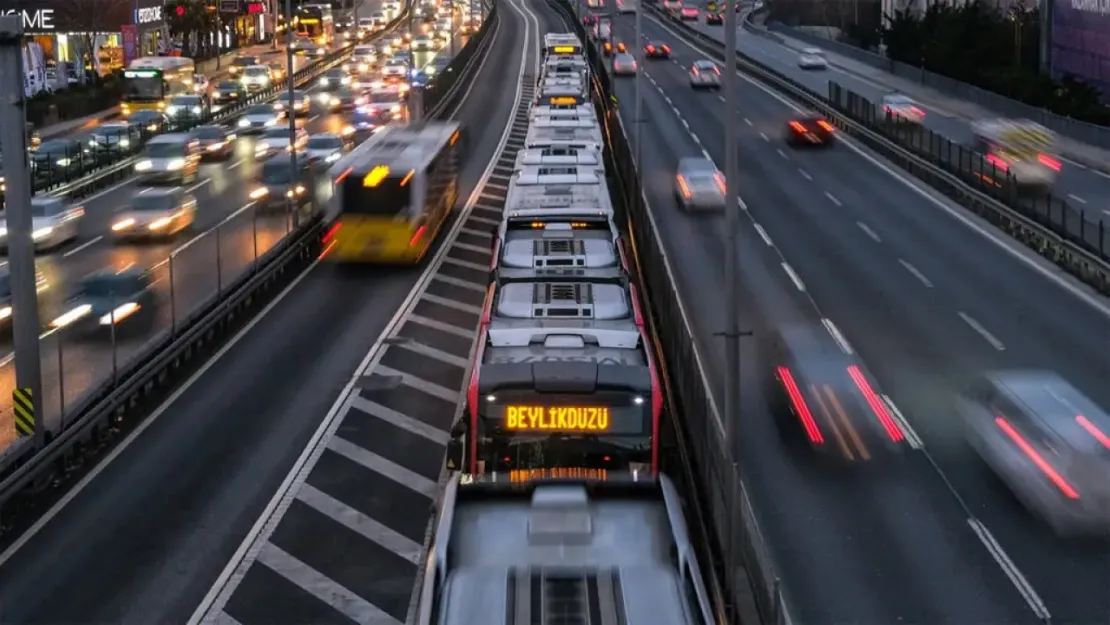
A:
87;122;138;154
0;196;83;252
192;73;209;95
240;64;273;92
275;89;312;116
797;47;828;70
785;114;836;147
294;40;326;56
166;94;208;122
412;33;435;50
254;125;309;157
318;67;352;90
351;45;378;72
381;57;409;79
706;11;723;24
229;55;261;78
374;40;394;56
111;187;196;240
248;156;314;209
644;41;671;58
319;87;367;111
674;157;725;212
128;110;167;133
268;62;287;82
959;371;1110;536
237;104;283;133
30;139;85;179
345;108;388;141
305;133;347;168
211;80;246;105
50;268;157;336
679;6;699;19
133;133;201;184
612;53;637;76
689;59;721;89
363;87;407;118
878;92;925;125
602;40;627;56
190;124;235;160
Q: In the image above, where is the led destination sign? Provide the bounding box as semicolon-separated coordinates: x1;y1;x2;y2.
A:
510;468;608;482
505;405;611;431
552;45;579;53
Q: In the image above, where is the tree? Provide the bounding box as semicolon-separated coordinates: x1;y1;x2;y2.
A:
53;0;130;83
168;0;217;59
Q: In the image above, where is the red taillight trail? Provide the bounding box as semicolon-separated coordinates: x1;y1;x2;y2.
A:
995;417;1080;499
1076;415;1110;449
846;365;904;442
777;367;824;443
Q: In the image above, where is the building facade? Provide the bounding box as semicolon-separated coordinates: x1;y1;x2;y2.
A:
1051;0;1110;102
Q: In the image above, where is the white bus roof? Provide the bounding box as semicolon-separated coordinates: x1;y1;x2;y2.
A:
128;56;195;71
515;145;601;169
513;164;603;186
529;108;596;125
497;215;622;281
505;172;613;217
525;124;604;151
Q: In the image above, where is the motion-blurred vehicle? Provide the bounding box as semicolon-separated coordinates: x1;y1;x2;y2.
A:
351;45;378;72
267;62;287;82
239;64;273;92
766;324;907;460
345;108;388;141
679;6;699;19
87;122;139;154
165;94;208;122
432;25;451;43
970;119;1060;191
612;53;638;76
644;41;671;58
674;157;725;212
294;40;326;56
211;80;246;105
797;47;828;70
959;371;1110;536
602;40;627;56
689;60;721;89
706;11;723;24
128;110;167;133
305;133;347;167
363;87;407;117
31;139;85;179
50;268;157;336
249;155;314;209
388;32;405;49
412;33;436;50
237;103;283;133
381;57;409;79
878;92;925;125
190;124;235;160
133;134;201;183
320;87;367;111
111;188;197;240
0;196;84;251
661;0;682;14
255;125;308;158
192;73;209;95
785;114;836;147
374;40;393;57
229;55;260;78
318;67;352;89
275;89;312;116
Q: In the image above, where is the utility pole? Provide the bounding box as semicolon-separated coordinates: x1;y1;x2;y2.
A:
633;0;642;165
607;0;615;76
723;0;740;451
408;5;422;122
285;0;297;204
0;16;45;451
271;0;279;49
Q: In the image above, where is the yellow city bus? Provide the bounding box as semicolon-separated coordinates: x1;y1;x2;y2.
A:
121;56;196;115
322;122;462;264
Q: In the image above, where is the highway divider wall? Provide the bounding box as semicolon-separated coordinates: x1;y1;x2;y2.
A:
0;5;498;541
546;2;782;623
648;6;1110;299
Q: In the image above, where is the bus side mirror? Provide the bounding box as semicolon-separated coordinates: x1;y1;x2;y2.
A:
445;438;463;471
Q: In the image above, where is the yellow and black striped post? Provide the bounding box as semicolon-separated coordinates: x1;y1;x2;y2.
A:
13;387;34;437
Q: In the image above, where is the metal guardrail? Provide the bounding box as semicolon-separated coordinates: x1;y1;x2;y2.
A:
0;1;498;544
649;6;1110;298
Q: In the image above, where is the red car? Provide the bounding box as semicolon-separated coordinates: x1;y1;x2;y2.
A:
644;42;671;58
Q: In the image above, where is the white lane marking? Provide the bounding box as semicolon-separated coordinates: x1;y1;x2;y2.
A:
856;221;880;241
824;191;841;206
958;311;1005;350
759;132;769;141
744;117;752;125
701;148;713;159
781;262;805;291
798;168;812;180
821;318;853;354
967;518;1052;621
776;148;787;159
898;259;933;287
171;201;256;256
1066;193;1087;204
880;395;922;449
62;235;103;257
1094;169;1110;180
186;179;212;194
297;483;424;565
753;223;773;245
328;435;438;498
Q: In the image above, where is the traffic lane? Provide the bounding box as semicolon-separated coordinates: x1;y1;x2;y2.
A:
686;18;1110;201
647;51;1110;622
615;69;1037;625
0;267;420;625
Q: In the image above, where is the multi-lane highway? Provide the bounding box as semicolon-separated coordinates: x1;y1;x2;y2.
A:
596;8;1109;625
0;0;501;621
687;15;1110;207
0;17;456;452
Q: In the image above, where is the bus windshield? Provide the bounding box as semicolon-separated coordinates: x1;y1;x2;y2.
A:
341;170;411;215
122;72;164;100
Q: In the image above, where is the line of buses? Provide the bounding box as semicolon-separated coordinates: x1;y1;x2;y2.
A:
412;32;718;625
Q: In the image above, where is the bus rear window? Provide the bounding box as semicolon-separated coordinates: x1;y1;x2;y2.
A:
341;174;411;215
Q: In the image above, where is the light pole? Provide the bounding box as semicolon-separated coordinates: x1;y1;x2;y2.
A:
633;0;642;165
285;0;298;222
408;4;423;122
723;0;740;451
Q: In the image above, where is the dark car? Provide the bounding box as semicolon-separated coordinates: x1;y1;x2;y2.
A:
785;114;836;147
325;87;366;111
764;324;907;462
212;80;246;105
706;11;723;24
51;268;157;338
128;109;168;133
31;139;86;179
344;108;388;142
87;122;142;155
643;41;671;58
190;125;235;160
249;156;314;210
318;68;351;90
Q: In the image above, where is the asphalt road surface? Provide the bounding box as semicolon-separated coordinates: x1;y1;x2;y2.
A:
606;9;1109;625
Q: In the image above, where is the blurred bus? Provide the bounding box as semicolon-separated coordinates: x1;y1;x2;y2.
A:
121;57;196;116
970;119;1060;192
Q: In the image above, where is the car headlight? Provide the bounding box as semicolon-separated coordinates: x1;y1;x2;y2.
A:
99;302;140;325
119;139;130;147
147;123;158;132
265;119;277;126
134;160;153;171
148;217;172;230
192;106;202;114
250;187;269;199
238;118;250;127
88;139;97;147
32;227;52;240
0;227;7;237
391;104;401;113
316;48;325;55
319;77;329;86
317;92;332;103
330;98;340;106
207;142;225;151
56;158;71;167
167;158;185;170
112;218;136;231
51;304;92;328
0;306;11;321
341;125;355;136
358;63;368;71
166;106;179;115
325;152;340;162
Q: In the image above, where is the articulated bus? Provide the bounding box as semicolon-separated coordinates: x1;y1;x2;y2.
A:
121;57;196;115
322;122;461;263
543;33;583;58
295;4;334;45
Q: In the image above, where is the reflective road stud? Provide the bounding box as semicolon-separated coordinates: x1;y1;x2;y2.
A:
13;387;34;437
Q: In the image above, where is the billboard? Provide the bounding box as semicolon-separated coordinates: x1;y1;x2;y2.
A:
1051;0;1110;102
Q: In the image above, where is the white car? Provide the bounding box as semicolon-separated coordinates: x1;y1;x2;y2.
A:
305;133;346;167
382;59;408;77
879;93;925;125
689;59;721;88
0;197;83;251
254;126;308;157
239;64;273;91
111;188;196;240
412;34;435;50
674;157;725;212
797;47;828;70
612;53;637;76
237;104;283;133
364;88;407;117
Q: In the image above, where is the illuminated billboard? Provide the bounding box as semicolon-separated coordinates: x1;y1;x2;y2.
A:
1051;0;1110;102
